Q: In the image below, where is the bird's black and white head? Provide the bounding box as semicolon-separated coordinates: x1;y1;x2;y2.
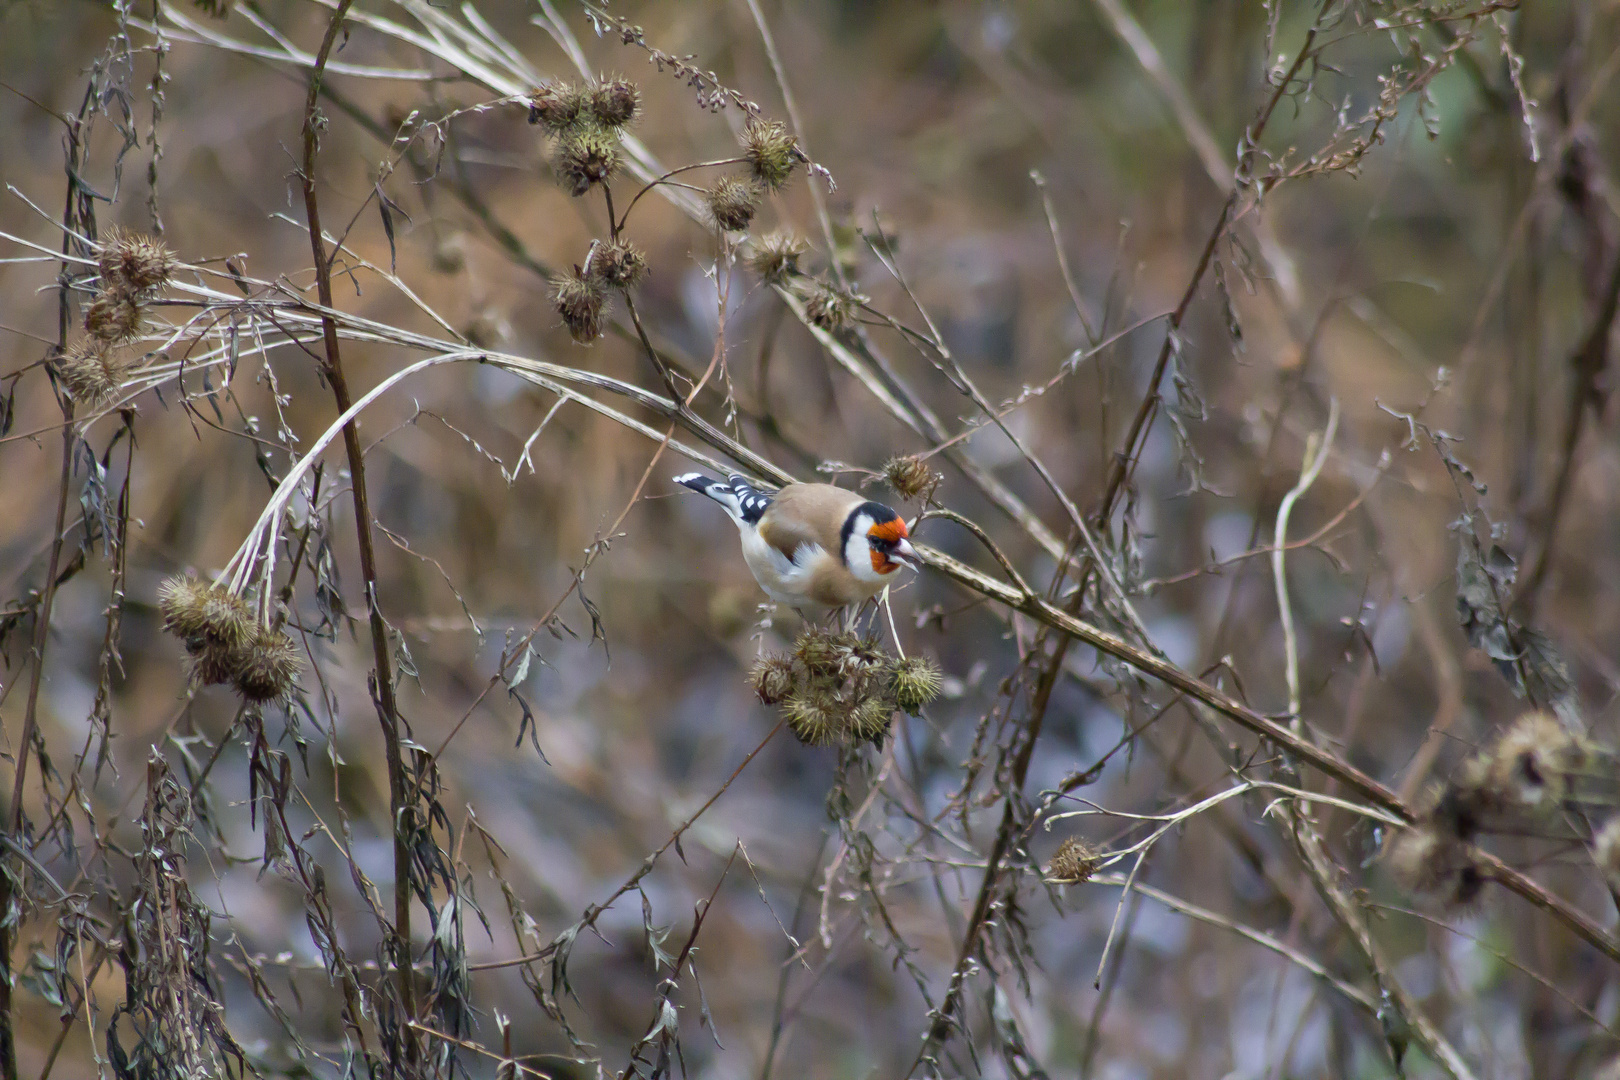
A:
841;501;920;586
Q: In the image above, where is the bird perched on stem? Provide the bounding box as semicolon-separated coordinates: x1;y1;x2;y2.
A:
674;473;919;619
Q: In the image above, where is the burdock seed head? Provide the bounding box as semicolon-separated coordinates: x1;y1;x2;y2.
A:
233;627;300;703
1385;825;1486;910
1047;837;1101;884
794;628;842;676
553;128;622;196
591;240;648;289
845;695;894;744
706;176;762;232
884;454;940;501
191;644;239;687
159;575;254;656
750;654;797;705
84;292;145;344
802;280;859;332
887;656;942;714
54;337;126;408
783;690;839;747
552;268;609;344
746;231;806;285
589;77;640;128
1485;711;1585;810
742;119;800;191
97;226;177;296
528;81;588;132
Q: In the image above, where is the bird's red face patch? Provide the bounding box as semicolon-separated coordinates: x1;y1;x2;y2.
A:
867;518;909;574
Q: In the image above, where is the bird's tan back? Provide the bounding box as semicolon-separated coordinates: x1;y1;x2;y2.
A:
756;483;864;560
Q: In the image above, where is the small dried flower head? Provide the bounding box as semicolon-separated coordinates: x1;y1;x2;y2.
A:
159;576;254;656
553;128;622;196
432;232;467;275
234;627;300;703
528;81;588;132
463;306;510;349
1485;711;1585;810
1047;837;1100;884
552;268;609;344
591;240;648;289
742;119;800;191
888;656;942;714
98;226;177;296
828;633;882;680
783;690;838;747
1385;826;1486;910
794;628;845;676
84;292;145;344
884;455;939;501
193;0;231;15
706;176;762;232
1595;818;1620;890
846;696;894;743
802;280;859;332
589;78;640;128
191;644;239;687
750;655;797;705
53;337;126;408
746;231;806;285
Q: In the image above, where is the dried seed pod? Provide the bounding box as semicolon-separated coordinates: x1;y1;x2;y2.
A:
159;576;254;656
845;695;893;743
1047;837;1101;884
783;690;838;746
190;645;239;687
53;337;126;408
84;292;145;344
750;654;797;705
553;128;621;196
746;231;806;285
591;240;648;289
801;280;859;331
233;627;300;703
1484;711;1585;810
883;454;939;501
742;119;799;191
98;226;177;296
432;232;467;275
589;78;640;128
552;268;609;344
794;628;842;676
528;81;588;132
1385;826;1486;910
887;656;942;714
706;176;762;232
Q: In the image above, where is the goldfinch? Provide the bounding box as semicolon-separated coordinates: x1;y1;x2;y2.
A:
674;473;919;616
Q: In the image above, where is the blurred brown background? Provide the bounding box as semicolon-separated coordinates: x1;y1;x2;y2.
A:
2;1;1619;1078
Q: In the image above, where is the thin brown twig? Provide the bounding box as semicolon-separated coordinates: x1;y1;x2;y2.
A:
297;0;419;1064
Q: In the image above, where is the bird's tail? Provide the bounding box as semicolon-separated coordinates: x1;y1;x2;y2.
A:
672;472;773;525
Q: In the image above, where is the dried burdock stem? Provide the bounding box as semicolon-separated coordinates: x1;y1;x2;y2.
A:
3;81;98;1080
298;0;418;1067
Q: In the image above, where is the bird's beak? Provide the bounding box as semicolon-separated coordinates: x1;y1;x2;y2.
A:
893;537;921;569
